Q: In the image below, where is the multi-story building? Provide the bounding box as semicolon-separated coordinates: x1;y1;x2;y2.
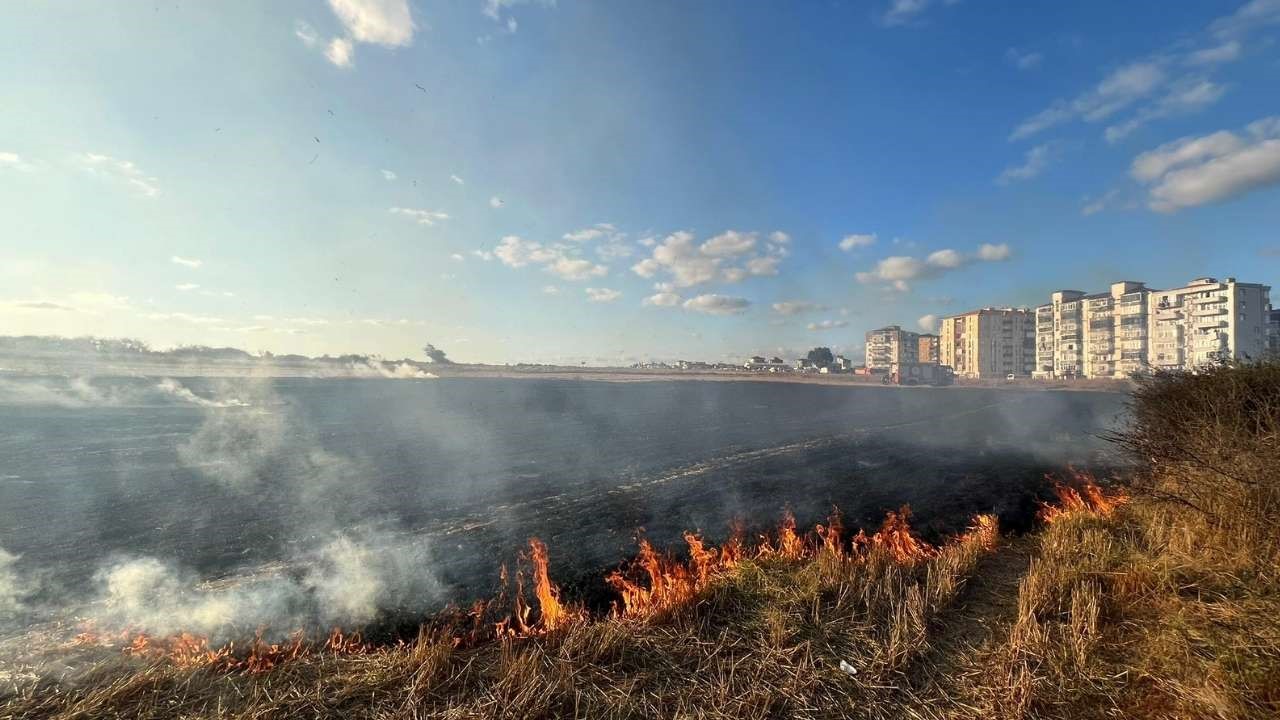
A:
1268;308;1280;358
865;325;919;371
917;334;940;364
939;308;1035;379
1149;277;1272;370
1079;281;1156;379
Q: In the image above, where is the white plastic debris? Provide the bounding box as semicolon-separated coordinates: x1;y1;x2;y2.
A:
839;659;859;676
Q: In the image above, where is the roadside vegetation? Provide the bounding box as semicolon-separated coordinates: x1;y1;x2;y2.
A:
2;362;1277;719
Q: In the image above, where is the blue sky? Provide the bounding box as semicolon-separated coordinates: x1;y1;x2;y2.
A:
2;0;1279;364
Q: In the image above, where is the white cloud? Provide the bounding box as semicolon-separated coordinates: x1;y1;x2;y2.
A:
79;152;160;198
856;244;1011;290
584;287;621;303
746;256;780;277
449;253;464;261
643;292;682;307
492;235;606;281
145;312;224;325
977;243;1011;261
1005;47;1043;70
1011;61;1164;140
381;169;397;180
471;249;494;261
0;152;34;172
882;0;957;26
918;314;938;332
542;285;559;295
171;256;202;269
294;20;319;47
807;319;849;331
997;143;1055;184
450;174;465;185
327;0;415;46
547;256;607;281
489;196;504;208
482;0;554;32
1081;189;1121;216
700;230;757;257
175;283;200;291
1208;0;1280;40
494;236;557;268
682;294;750;316
839;233;877;251
772;301;826;316
630;229;788;289
1132;116;1280;212
1187;40;1241;66
1104;78;1227;143
325;37;355;67
390;207;450;226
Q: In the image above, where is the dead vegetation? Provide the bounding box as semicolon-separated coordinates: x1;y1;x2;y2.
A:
2;362;1278;719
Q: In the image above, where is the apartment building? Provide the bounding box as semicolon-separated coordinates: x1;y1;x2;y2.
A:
865;325;919;371
1149;277;1271;370
917;334;940;363
939;308;1035;379
1036;282;1153;379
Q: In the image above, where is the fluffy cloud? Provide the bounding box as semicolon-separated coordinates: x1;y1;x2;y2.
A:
806;319;848;331
489;196;504;208
482;0;554;32
856;244;1012;291
584;287;621;303
175;283;200;291
327;0;415;46
450;174;465;185
838;233;876;251
918;314;938;332
542;285;559;295
492;236;607;281
380;169;397;180
325;37;355;67
682;294;750;316
547;256;607;281
80;152;160;198
171;256;202;269
630;229;788;288
997;143;1055;184
1005;47;1043;70
0;152;34;172
643;292;682;307
1131;116;1280;212
390;207;450;226
772;301;826;316
977;242;1012;261
700;230;757;257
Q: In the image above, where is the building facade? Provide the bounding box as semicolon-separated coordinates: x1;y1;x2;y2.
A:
917;334;940;364
1149;277;1272;370
939;308;1035;379
865;325;919;371
1081;281;1155;379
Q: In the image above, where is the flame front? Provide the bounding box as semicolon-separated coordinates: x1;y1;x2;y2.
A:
1037;468;1127;523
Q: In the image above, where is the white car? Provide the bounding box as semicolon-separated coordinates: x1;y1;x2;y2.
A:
1006;373;1017;381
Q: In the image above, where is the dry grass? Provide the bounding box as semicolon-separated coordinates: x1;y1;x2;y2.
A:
0;519;998;720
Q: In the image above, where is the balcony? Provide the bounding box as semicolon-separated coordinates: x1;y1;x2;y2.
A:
1192;306;1227;317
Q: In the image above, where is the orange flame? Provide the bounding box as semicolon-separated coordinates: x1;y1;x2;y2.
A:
1037;468;1127;523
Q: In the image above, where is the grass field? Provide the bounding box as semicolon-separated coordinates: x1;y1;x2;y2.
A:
2;363;1276;719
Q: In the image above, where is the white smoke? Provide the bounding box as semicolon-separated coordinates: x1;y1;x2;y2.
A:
0;547;24;619
90;530;443;641
154;378;250;408
347;360;437;379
